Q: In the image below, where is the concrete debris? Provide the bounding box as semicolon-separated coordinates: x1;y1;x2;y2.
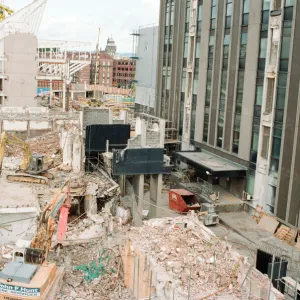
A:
123;216;258;300
6;131;62;167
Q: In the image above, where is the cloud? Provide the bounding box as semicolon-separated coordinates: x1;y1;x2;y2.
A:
5;0;160;52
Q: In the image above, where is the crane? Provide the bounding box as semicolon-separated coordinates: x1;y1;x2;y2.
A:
0;132;54;184
0;180;70;299
0;1;14;21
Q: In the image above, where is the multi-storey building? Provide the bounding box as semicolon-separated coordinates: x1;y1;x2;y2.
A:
156;0;300;225
113;57;136;88
90;52;114;86
105;37;117;57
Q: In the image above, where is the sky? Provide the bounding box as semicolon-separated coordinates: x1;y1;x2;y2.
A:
5;0;160;53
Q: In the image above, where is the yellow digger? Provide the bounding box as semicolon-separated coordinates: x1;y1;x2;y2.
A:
0;132;54;184
0;181;71;299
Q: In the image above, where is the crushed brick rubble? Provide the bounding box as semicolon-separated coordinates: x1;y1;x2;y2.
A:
126;216;256;300
51;218;133;300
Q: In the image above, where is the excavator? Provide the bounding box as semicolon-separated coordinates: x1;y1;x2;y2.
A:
0;132;54;184
0;1;14;21
0;180;71;299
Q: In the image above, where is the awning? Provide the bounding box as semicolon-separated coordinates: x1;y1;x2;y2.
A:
175;150;247;178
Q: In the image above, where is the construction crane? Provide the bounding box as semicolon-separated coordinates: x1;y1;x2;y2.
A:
0;1;14;21
0;181;70;299
0;132;54;184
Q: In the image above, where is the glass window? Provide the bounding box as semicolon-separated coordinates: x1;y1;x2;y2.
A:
225;17;231;28
246;175;255;195
242;13;249;26
277;72;288;87
271;137;282;159
285;0;295;6
255;86;263;105
259;38;268;58
241;33;248;44
252;131;259;152
281;36;291;58
279;59;289;72
209;36;215;46
226;3;232;16
211;6;217;18
276;88;286;109
211;19;216;30
284;7;294;20
263;0;271;10
198;5;203;21
224;34;230;45
262;10;270;24
243;0;250;13
196;41;201;58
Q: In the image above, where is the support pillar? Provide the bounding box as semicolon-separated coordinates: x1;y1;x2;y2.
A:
149;174;163;219
132;174;145;226
72;136;82;173
84;195;97;215
62;81;67;112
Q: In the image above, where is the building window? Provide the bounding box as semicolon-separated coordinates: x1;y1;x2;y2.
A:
242;0;249;26
225;0;232;28
210;0;217;30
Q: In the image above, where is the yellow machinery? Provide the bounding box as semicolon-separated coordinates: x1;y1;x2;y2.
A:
0;182;70;299
0;132;54;184
0;2;14;21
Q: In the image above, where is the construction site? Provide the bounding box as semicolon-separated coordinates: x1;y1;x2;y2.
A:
0;0;300;300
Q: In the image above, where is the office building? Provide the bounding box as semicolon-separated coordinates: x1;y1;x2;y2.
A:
156;0;299;225
135;24;159;115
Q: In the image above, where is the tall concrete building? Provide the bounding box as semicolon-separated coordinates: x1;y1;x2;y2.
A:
156;0;300;225
135;24;159;115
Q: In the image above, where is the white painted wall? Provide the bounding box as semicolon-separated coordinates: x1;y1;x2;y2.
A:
3;33;38;107
0;208;38;245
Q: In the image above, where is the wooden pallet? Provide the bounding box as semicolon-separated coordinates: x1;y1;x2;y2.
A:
252;204;264;224
275;225;296;245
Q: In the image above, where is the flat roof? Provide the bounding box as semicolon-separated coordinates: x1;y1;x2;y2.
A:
175;151;247;177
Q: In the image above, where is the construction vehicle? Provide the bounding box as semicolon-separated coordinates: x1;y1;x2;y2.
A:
0;181;71;299
0;132;54;184
0;2;14;21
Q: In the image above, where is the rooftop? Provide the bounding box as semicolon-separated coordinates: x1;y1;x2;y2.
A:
175;150;247;177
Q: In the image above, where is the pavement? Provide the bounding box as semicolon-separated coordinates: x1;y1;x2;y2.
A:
218;211;300;277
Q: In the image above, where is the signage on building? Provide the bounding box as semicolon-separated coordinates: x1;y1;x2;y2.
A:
0;282;40;297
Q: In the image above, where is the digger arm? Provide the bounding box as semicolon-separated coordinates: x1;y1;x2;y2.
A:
0;4;14;21
31;179;71;259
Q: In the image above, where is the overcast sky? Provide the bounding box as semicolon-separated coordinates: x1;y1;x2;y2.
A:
5;0;160;53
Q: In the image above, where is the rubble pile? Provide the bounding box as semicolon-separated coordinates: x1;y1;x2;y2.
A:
28;132;62;166
54;240;131;300
52;209;132;300
0;245;13;269
6;131;62;167
126;216;252;300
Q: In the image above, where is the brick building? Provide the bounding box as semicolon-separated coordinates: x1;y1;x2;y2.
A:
113;58;136;88
90;51;113;87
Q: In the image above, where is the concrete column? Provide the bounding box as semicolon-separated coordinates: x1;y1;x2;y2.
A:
223;0;241;151
85;183;98;215
62;81;67;112
49;79;52;106
132;174;145;227
84;195;97;215
72;136;82;173
194;0;212;143
209;0;225;146
62;130;73;165
239;0;262;160
149;174;163;219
